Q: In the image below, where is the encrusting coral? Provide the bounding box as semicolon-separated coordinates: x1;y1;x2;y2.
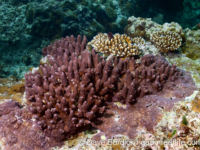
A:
150;31;182;52
24;35;186;141
88;33;141;57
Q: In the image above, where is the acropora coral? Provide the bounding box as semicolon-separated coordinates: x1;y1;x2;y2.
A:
132;36;145;45
88;33;141;57
150;31;182;52
24;35;190;142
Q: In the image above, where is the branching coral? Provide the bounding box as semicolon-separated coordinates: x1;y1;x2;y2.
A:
132;37;145;45
25;35;184;141
150;31;182;52
88;33;141;57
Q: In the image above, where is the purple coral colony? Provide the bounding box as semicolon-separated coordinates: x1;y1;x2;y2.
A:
22;34;193;144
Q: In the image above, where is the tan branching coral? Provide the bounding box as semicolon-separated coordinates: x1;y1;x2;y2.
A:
88;33;141;57
150;31;182;52
132;37;145;45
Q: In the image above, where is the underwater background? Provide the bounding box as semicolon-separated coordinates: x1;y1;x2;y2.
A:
0;0;200;150
0;0;199;79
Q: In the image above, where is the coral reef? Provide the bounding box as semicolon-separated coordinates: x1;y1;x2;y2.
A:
88;33;141;57
0;77;25;104
181;28;200;60
24;35;195;143
1;0;198;44
124;16;189;55
0;31;197;149
125;16;185;42
129;0;199;29
147;91;200;150
0;4;25;43
0;49;42;79
191;91;200;113
1;0;198;79
0;76;197;150
0;100;63;150
55;89;199;150
150;31;182;52
0;0;200;146
132;36;145;45
0;0;129;78
167;56;200;89
91;69;196;140
0;4;42;79
182;0;200;28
